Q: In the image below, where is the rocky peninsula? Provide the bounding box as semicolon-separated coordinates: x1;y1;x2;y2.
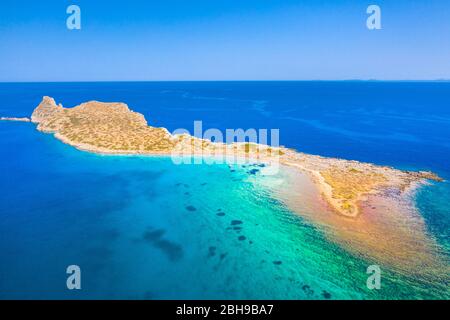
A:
5;96;443;218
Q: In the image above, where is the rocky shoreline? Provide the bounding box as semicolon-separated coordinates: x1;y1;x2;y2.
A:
5;96;443;218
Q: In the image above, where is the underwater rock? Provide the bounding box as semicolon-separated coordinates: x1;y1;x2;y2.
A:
143;229;166;241
302;285;314;296
143;229;183;261
322;291;332;299
208;246;217;258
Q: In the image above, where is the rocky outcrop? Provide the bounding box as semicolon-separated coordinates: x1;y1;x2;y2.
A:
31;96;63;125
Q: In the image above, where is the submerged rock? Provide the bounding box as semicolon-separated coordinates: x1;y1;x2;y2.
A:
142;229;183;261
322;291;332;299
207;246;216;258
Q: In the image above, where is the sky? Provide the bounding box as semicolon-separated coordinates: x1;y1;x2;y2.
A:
0;0;449;81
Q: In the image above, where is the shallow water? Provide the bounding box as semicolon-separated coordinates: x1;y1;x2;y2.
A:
0;126;359;299
0;82;449;299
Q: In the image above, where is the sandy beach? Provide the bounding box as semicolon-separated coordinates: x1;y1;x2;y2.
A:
274;165;448;279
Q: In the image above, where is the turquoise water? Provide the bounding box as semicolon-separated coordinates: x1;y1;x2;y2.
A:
0;82;449;299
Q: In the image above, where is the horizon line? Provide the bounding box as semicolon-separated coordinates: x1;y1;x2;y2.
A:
1;79;450;84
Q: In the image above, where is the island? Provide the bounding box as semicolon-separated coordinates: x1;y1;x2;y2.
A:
2;95;448;277
3;96;439;218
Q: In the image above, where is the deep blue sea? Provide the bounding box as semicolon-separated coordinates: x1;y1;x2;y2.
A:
0;81;449;299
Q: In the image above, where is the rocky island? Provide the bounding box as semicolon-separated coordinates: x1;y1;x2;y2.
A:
2;96;448;277
11;96;440;218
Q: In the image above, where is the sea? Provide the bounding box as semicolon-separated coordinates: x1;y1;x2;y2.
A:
0;81;448;299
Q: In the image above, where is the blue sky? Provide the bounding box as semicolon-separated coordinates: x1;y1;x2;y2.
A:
0;0;449;81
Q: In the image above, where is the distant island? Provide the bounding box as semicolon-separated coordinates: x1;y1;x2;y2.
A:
2;96;440;219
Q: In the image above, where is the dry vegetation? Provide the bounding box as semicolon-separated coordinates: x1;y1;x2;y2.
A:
32;97;176;153
320;166;387;214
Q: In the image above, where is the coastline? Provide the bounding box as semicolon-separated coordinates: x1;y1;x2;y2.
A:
2;96;443;219
274;164;449;279
47;129;442;218
37;125;441;220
